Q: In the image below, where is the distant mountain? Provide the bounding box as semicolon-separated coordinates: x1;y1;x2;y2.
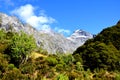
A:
0;13;93;54
67;29;93;47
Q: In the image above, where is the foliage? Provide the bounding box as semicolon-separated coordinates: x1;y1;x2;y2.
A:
62;54;75;64
5;31;36;66
2;68;25;80
115;73;120;80
76;62;84;71
73;24;120;71
46;57;58;66
20;62;36;74
0;53;8;73
36;47;48;55
8;64;15;70
0;29;6;40
0;30;12;53
55;74;69;80
0;51;119;80
1;23;120;79
94;24;120;50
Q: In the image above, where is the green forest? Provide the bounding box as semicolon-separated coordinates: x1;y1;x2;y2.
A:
0;21;120;80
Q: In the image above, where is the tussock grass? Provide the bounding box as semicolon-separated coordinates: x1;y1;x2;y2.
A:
30;52;47;59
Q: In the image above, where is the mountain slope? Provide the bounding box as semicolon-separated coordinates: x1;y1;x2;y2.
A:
0;13;93;54
73;21;120;71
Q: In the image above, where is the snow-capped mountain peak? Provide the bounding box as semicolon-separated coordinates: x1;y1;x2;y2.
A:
67;29;93;46
73;29;93;37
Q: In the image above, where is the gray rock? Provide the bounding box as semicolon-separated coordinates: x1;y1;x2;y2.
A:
67;29;93;47
0;13;93;54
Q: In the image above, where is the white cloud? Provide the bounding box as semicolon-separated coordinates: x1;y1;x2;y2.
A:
11;4;71;36
11;4;56;30
55;27;71;35
12;4;34;21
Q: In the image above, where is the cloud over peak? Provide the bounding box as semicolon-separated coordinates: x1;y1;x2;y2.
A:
11;4;55;31
11;4;71;36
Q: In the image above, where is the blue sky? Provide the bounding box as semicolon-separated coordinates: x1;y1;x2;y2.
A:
0;0;120;36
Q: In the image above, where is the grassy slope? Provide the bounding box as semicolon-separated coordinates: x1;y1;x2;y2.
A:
30;51;47;59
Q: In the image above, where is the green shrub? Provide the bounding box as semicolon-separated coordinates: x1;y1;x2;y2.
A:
0;53;8;73
73;54;83;63
56;64;64;71
67;71;79;80
46;57;58;66
115;73;120;80
0;29;6;40
61;54;75;64
5;32;36;66
55;74;69;80
0;30;14;53
37;47;48;55
46;71;55;78
20;62;36;74
2;68;24;80
76;62;84;71
8;64;15;70
0;42;8;53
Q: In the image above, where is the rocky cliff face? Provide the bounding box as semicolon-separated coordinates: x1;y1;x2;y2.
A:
0;13;93;54
67;29;93;47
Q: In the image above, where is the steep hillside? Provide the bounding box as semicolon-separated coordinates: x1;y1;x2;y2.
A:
1;12;120;80
73;21;120;71
0;13;93;54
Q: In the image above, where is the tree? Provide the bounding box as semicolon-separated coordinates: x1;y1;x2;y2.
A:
0;30;11;53
73;24;120;71
74;41;120;71
0;29;5;41
5;32;36;66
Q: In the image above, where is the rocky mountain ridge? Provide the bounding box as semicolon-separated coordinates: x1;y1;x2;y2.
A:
0;13;93;54
67;29;93;47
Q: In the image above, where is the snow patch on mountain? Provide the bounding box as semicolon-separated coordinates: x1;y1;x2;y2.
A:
67;29;93;46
